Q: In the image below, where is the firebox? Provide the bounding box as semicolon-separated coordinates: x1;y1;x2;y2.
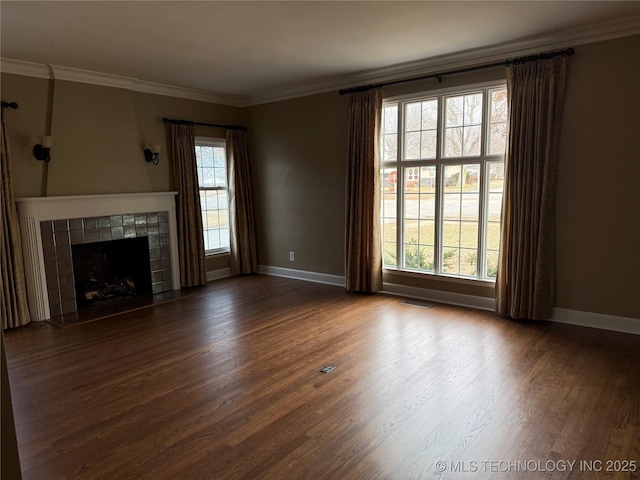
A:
71;237;152;309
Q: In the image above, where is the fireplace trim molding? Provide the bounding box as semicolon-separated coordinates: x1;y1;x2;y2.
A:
15;192;181;321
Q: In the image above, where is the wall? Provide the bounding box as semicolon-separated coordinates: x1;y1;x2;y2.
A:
249;92;348;276
555;35;639;319
3;34;638;318
247;35;639;319
1;73;244;271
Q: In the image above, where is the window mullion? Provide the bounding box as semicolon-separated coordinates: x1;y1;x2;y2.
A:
434;95;444;274
396;101;404;269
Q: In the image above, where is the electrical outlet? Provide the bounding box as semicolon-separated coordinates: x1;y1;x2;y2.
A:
289;251;295;262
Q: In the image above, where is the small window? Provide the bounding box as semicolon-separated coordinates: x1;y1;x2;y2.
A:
195;137;230;254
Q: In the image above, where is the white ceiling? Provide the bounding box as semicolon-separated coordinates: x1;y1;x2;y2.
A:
1;1;639;105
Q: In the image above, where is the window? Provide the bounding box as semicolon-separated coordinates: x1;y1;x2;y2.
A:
381;83;507;281
195;137;230;254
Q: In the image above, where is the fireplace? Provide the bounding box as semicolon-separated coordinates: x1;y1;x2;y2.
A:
15;192;180;321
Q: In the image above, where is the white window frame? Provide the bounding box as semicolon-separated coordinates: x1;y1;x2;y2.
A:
195;136;230;255
381;81;507;283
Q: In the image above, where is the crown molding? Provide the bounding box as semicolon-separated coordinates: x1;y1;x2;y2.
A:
246;16;640;105
2;16;638;107
1;59;247;107
50;64;136;90
132;78;247;108
0;58;51;79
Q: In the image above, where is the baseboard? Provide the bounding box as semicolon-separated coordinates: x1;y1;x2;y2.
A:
257;265;345;287
551;308;640;335
206;268;233;282
255;265;640;335
381;282;496;311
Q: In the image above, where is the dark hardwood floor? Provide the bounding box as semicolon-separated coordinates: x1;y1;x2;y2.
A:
4;275;640;479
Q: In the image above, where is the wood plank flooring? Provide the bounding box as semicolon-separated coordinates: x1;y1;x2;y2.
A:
4;275;640;480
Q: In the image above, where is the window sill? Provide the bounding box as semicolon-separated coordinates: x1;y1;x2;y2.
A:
205;250;230;258
382;267;496;287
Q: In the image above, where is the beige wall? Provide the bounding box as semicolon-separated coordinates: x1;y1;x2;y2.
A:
555;35;639;319
2;34;638;317
1;73;243;270
247;35;639;318
1;74;52;197
249;92;348;276
1;73;247;196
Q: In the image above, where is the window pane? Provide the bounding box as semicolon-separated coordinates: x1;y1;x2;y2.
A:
488;162;505;192
444;165;462;192
383;104;398;134
420;130;437;159
445;92;483;158
419;166;436;193
421;99;438;130
381;167;397;268
445;96;463;128
489;124;507;156
405;102;421;131
489;88;508;155
463;125;481;156
464;93;483;125
405;99;437;160
484;161;504;279
462;164;479;192
444;127;463;157
383;134;398;162
404;132;420;160
460;222;478;249
460;248;477;276
442;248;459;274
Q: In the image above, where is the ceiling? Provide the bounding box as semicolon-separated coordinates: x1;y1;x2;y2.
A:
1;1;639;105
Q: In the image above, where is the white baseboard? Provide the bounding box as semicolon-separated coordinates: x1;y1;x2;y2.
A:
254;265;640;336
551;308;640;335
257;265;345;287
206;268;233;282
381;282;496;311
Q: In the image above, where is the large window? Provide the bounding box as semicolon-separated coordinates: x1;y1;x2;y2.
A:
381;83;507;280
195;137;230;254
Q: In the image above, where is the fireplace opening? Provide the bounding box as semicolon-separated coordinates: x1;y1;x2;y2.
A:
72;237;152;309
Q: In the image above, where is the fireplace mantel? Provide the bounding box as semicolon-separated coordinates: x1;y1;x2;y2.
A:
16;192;181;321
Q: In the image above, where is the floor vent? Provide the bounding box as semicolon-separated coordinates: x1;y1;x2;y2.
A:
402;300;433;309
320;365;336;374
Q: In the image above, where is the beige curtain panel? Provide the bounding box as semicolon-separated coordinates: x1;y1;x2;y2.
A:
496;56;567;320
227;129;257;275
345;89;383;293
1;119;31;329
170;123;207;288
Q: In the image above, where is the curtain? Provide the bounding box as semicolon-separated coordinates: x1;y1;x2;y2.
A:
169;123;206;287
345;88;383;292
1;118;30;328
496;56;567;320
227;129;257;275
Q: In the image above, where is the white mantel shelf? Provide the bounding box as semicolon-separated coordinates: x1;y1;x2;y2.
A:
16;191;179;220
16;192;181;322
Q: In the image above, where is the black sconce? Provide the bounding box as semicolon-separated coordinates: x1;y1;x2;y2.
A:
33;135;53;162
144;144;161;165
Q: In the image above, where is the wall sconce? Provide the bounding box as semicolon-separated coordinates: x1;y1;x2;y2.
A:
144;144;161;165
33;135;53;162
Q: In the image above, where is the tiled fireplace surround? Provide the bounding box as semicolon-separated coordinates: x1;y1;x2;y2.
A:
16;192;180;322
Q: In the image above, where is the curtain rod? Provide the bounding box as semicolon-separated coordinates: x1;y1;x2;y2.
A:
1;101;19;109
162;117;247;131
339;47;575;95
